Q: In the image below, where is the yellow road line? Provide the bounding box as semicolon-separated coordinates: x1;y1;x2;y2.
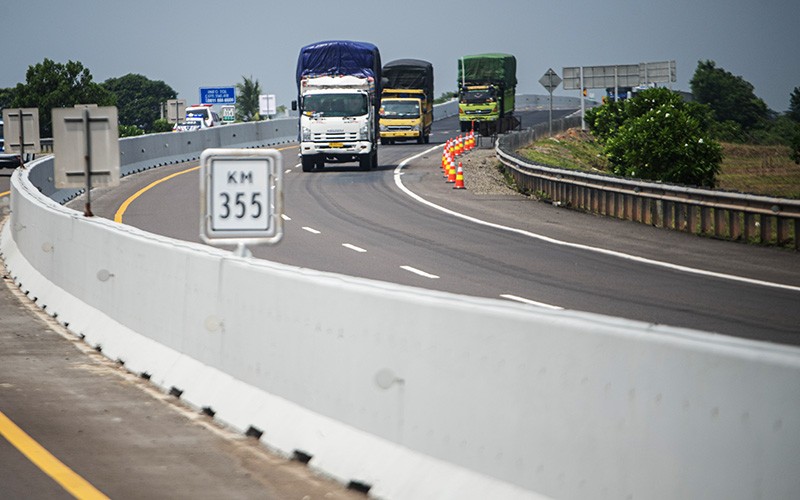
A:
114;145;297;224
0;410;110;499
114;166;199;223
1;190;10;198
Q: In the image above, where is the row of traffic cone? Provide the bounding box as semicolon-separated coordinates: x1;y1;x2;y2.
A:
440;129;476;190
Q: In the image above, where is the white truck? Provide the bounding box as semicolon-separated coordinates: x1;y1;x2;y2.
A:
293;41;382;172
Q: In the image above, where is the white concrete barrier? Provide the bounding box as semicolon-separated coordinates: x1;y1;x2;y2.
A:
3;156;800;500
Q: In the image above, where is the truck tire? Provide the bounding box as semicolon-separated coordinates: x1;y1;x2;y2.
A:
359;154;372;171
301;156;315;172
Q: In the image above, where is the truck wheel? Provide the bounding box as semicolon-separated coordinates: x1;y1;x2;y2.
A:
380;138;388;145
301;156;315;172
359;154;372;171
417;133;424;145
371;151;379;169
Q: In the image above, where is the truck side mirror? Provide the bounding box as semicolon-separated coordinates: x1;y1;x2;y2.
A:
291;100;297;111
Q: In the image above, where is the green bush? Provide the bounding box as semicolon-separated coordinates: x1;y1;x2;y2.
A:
151;118;173;133
118;124;144;137
586;88;722;187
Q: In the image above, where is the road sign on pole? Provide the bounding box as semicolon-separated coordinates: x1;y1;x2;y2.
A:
52;105;120;216
200;87;236;105
538;69;562;135
2;108;40;165
221;105;236;123
200;148;284;254
166;99;186;123
259;94;276;117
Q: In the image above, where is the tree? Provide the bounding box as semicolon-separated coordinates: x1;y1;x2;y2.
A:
0;87;12;110
586;87;722;187
102;74;176;132
690;60;769;136
235;76;261;121
9;58;115;136
789;87;800;123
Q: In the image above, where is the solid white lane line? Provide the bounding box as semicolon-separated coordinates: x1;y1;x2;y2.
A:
342;243;367;253
500;294;564;310
401;265;440;279
393;146;800;293
302;226;321;234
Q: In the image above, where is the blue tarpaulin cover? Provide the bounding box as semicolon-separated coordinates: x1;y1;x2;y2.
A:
296;40;381;91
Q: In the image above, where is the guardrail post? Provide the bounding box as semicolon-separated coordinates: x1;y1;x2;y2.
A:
700;206;711;236
686;205;696;234
776;217;791;246
760;215;772;244
728;211;741;240
743;212;756;242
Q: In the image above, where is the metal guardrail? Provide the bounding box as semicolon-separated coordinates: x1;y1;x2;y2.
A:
496;118;800;250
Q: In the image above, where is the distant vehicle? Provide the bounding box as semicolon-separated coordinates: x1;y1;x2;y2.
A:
0;118;4;151
184;104;221;128
294;40;382;172
172;118;204;132
458;53;518;135
379;59;434;145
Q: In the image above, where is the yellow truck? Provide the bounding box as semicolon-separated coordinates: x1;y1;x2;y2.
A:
379;59;433;144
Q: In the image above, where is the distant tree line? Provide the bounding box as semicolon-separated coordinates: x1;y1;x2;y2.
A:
586;59;800;187
0;59;289;139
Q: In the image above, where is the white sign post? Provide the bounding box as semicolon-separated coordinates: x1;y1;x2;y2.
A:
258;94;276;117
52;105;120;216
200;148;283;255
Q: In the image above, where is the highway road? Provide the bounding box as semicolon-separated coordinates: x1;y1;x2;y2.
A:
76;110;800;345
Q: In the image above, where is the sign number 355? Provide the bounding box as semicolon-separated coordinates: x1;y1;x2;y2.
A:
200;149;283;247
218;191;264;219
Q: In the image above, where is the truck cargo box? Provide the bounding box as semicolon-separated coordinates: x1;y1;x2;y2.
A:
457;53;517;88
382;59;434;98
296;40;381;90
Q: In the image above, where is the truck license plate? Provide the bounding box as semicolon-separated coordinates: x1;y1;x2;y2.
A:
329;142;344;148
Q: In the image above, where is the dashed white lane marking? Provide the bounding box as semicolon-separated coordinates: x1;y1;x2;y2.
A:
302;227;321;234
281;214;291;221
342;243;367;253
500;294;564;310
285;169;292;174
401;265;440;279
393;146;800;293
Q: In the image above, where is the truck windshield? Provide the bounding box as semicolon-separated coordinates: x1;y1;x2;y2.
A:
303;94;368;117
462;89;496;104
380;100;420;119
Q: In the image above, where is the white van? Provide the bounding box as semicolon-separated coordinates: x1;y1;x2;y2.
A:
184;105;221;128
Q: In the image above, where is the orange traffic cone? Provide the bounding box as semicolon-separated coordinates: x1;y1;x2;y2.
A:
447;158;457;183
453;162;466;189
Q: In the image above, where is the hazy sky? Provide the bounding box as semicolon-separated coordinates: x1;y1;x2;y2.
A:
4;0;799;112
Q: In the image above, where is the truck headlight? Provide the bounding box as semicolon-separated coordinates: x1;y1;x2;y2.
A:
359;124;369;140
302;126;311;141
380;124;388;132
410;124;420;132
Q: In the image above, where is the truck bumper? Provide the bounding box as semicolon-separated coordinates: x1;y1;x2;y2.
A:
380;130;422;140
301;141;374;161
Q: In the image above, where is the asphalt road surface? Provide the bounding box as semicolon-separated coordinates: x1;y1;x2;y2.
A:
81;110;800;345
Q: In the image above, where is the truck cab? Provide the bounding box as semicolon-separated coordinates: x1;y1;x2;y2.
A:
458;84;514;132
297;75;378;171
379;88;431;144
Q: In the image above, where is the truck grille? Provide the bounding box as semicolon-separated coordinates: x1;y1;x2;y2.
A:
465;109;492;115
313;131;359;141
